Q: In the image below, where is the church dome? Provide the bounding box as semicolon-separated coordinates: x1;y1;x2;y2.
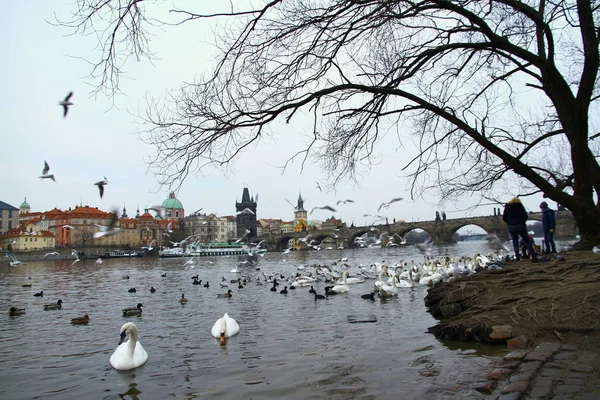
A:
20;198;30;210
162;192;183;209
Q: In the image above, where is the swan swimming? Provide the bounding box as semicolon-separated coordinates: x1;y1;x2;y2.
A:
211;313;240;346
110;322;148;371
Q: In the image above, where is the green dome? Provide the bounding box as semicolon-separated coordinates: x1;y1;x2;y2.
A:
20;198;30;209
162;192;183;209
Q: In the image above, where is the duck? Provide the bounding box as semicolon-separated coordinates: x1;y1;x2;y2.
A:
361;292;376;300
161;273;167;277
308;286;316;294
192;279;202;285
128;287;137;293
110;322;148;370
203;281;210;288
211;313;240;346
179;293;188;305
44;299;63;310
191;274;199;280
270;283;277;292
71;315;90;325
217;289;233;298
33;291;43;297
9;307;26;316
122;303;144;317
22;284;32;288
150;286;157;293
280;286;288;294
313;292;326;300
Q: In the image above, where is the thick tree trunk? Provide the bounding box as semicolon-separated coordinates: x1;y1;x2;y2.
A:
571;205;600;250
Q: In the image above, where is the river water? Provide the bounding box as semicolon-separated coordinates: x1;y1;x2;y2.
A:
0;239;574;399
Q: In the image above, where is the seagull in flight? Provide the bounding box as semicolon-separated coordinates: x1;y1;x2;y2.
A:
93;209;123;238
316;181;322;192
284;198;298;210
39;160;56;181
415;238;434;256
7;252;26;267
377;197;404;212
486;233;510;252
310;205;337;214
148;205;166;219
336;199;354;206
59;92;74;118
94;179;108;199
44;251;60;257
63;225;75;230
236;229;251;243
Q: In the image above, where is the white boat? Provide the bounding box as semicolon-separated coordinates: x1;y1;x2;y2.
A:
159;243;267;258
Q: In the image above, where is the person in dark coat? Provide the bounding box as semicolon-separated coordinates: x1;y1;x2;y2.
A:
502;197;537;261
540;201;557;253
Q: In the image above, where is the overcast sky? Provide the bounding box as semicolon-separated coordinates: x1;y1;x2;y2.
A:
1;1;550;230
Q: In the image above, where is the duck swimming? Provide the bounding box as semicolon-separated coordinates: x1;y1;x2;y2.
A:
179;294;188;305
44;299;63;310
110;322;148;370
9;307;26;316
217;289;233;298
122;303;144;317
71;315;90;325
33;291;43;297
211;313;240;346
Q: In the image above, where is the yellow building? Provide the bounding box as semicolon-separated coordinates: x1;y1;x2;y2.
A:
0;222;55;252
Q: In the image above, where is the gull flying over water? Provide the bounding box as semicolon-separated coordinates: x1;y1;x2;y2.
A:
486;234;510;252
236;229;251;243
95;179;108;199
336;199;354;206
377;197;404;212
415;238;434;256
93;209;123;239
310;205;337;214
39;160;56;182
7;252;26;267
59;92;74;118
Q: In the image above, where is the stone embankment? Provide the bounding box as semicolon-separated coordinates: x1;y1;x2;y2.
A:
475;342;599;399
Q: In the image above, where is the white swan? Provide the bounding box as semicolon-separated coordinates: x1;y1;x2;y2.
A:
378;275;399;297
211;313;240;346
328;271;350;294
110;322;148;371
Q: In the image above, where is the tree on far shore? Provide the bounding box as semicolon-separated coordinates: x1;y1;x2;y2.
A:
57;1;600;248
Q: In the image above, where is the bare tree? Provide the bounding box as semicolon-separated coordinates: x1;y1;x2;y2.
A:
59;1;600;248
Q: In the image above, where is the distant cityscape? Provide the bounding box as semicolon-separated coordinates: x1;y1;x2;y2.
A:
0;188;347;252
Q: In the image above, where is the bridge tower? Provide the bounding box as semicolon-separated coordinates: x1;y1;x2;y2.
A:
235;187;257;240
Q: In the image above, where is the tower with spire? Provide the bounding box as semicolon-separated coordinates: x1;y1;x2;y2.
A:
235;187;257;240
293;192;308;232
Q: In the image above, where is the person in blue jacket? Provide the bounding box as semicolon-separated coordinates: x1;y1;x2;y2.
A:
540;201;557;253
502;197;537;261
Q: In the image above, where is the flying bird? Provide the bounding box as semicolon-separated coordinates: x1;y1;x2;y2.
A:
486;234;510;252
39;160;56;181
148;205;166;219
336;199;354;205
284;198;298;210
316;181;322;192
377;197;404;212
415;238;434;256
95;179;108;199
93;210;123;238
59;92;74;118
44;251;60;257
235;229;251;243
310;205;337;214
6;252;26;267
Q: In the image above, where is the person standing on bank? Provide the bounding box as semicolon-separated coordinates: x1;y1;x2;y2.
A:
540;201;557;253
502;197;537;261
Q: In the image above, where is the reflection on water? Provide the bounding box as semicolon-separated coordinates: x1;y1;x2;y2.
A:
0;241;575;399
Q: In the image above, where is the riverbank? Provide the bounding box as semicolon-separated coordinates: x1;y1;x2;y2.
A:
424;250;600;398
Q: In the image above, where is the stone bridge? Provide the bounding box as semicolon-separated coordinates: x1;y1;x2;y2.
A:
259;211;577;252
